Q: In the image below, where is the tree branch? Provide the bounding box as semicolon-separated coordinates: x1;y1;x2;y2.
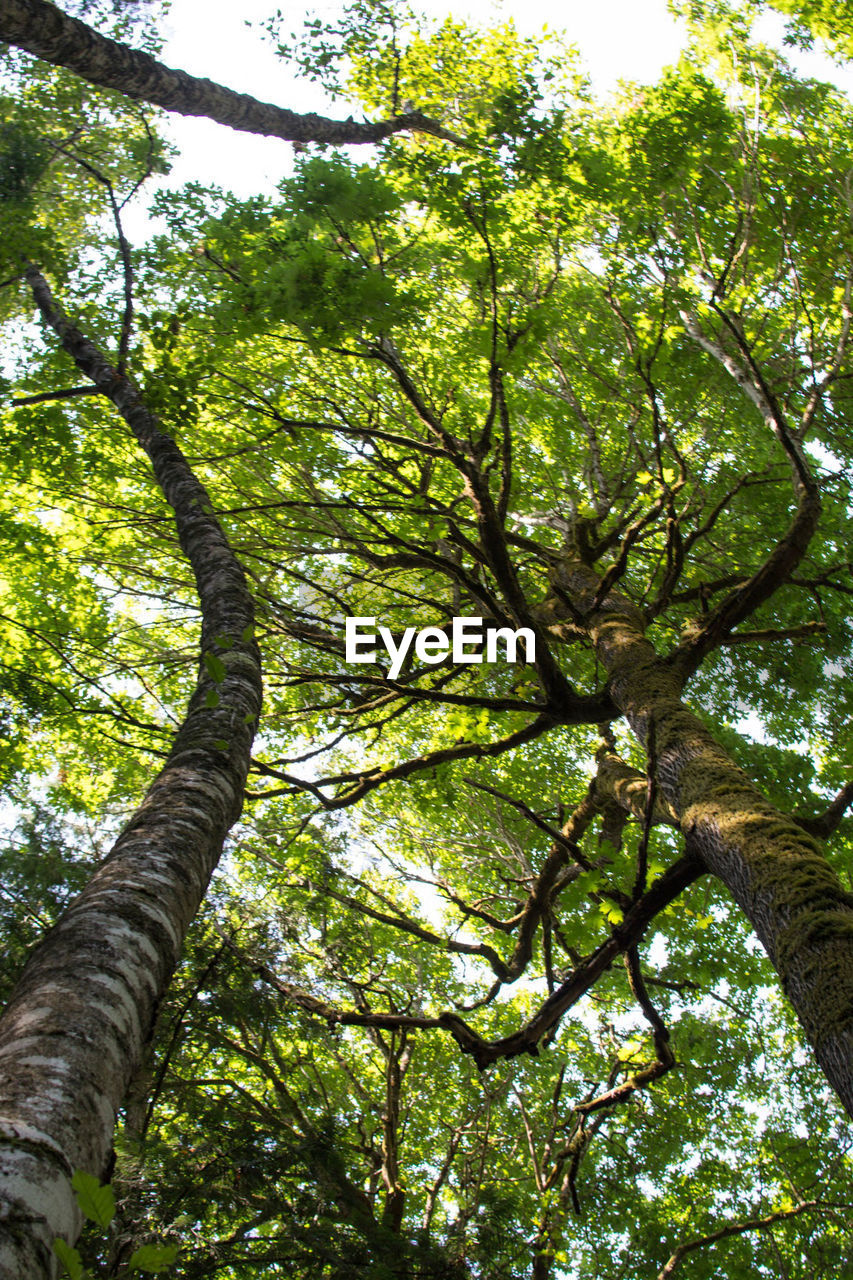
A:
0;0;466;146
11;383;99;406
657;1200;820;1279
676;309;821;671
794;781;853;838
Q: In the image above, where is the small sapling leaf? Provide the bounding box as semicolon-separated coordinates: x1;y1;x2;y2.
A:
128;1242;179;1272
53;1239;85;1280
71;1169;115;1227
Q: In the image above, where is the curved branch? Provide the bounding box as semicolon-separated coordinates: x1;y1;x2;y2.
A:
575;947;674;1115
794;781;853;839
657;1199;820;1279
250;712;562;808
441;853;704;1069
676;310;821;672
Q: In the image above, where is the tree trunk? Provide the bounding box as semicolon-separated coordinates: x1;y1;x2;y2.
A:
0;268;263;1278
0;0;462;146
549;559;853;1118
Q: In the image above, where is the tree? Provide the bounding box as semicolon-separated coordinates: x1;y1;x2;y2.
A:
682;0;853;59
0;0;463;145
2;1;853;1276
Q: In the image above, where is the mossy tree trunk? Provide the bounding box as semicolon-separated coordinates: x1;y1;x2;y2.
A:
548;559;853;1119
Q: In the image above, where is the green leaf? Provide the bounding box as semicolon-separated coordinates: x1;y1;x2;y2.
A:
71;1170;115;1228
598;901;625;927
8;15;853;1278
127;1242;179;1272
53;1239;85;1280
203;652;226;683
616;1037;645;1063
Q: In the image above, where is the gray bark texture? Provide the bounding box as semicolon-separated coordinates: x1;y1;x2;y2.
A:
0;0;464;146
549;559;853;1121
0;268;263;1279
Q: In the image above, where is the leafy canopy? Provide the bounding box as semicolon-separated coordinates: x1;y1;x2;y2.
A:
4;3;853;1278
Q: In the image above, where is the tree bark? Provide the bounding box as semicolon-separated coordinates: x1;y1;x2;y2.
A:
548;559;853;1119
0;268;263;1279
0;0;464;146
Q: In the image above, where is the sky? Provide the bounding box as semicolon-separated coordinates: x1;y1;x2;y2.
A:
152;0;689;199
137;0;853;211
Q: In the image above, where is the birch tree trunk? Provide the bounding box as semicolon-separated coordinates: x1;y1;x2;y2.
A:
0;268;263;1279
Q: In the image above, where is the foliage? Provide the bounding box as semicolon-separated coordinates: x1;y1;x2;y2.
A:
677;0;853;58
53;1170;177;1277
4;1;853;1277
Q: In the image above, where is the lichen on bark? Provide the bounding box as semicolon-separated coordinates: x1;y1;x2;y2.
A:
544;556;853;1117
0;269;263;1278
